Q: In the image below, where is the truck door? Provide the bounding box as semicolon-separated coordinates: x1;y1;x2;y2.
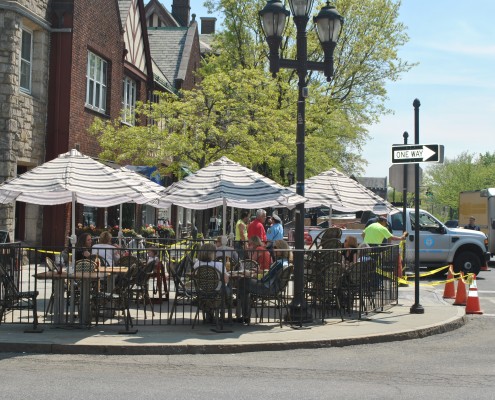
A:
406;211;451;264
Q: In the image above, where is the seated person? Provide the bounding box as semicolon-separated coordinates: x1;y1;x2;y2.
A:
75;232;92;262
194;243;230;286
235;239;291;324
92;231;120;266
247;235;271;272
194;243;232;323
215;235;239;264
342;235;358;265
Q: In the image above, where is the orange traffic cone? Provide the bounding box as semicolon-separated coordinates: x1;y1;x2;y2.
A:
480;263;489;271
465;274;483;314
453;272;467;306
443;266;456;299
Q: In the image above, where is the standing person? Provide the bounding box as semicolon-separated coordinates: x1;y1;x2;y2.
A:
247;209;267;242
464;216;480;231
235;210;250;259
266;214;284;259
366;213;393;243
75;232;92;261
264;216;273;233
362;215;407;246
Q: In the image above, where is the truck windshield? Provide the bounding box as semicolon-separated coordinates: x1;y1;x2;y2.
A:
410;211;442;232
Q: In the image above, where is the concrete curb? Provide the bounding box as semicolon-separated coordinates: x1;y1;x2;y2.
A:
0;314;467;355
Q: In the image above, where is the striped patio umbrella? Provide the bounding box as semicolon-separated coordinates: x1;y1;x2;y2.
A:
159;156;306;233
0;149;170;320
291;168;395;213
159;156;306;210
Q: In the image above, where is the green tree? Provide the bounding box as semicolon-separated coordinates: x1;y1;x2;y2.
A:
92;0;414;181
424;152;495;212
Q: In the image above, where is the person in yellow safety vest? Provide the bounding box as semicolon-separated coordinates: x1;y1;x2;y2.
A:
235;211;250;259
362;215;407;246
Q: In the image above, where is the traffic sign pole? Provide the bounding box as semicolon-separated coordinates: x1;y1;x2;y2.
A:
410;99;424;315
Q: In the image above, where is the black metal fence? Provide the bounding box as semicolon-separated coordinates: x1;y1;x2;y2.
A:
0;239;399;330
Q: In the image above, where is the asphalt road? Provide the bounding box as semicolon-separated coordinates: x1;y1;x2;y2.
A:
0;270;493;400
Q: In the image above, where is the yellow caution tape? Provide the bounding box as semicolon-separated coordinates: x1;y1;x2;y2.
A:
24;248;62;255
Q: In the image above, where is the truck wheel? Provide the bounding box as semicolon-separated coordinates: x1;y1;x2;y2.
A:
453;251;481;275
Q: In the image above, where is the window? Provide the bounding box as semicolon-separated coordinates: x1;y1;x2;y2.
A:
86;51;108;113
20;29;32;92
122;76;137;125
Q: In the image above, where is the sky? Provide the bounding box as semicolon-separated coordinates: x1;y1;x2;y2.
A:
186;0;495;178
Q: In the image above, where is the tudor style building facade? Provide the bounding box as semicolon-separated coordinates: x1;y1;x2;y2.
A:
0;0;207;247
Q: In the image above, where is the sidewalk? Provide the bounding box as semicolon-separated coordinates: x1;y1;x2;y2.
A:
0;286;465;355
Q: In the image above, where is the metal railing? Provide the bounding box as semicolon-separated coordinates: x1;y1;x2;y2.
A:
0;240;399;329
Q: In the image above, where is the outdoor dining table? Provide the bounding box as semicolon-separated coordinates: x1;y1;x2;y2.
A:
34;270;110;326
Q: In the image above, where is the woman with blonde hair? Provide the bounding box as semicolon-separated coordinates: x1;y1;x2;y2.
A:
92;230;120;266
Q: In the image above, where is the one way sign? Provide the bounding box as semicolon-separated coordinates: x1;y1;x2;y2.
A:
391;144;444;164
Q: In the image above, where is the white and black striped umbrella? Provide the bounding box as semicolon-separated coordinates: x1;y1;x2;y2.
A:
0;149;163;207
0;149;167;323
159;156;306;210
291;168;395;213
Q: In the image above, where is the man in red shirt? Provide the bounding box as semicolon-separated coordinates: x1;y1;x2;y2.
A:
247;209;267;242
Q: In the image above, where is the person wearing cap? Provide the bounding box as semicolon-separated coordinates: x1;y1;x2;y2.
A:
362;215;407;246
464;216;480;231
365;213;393;244
266;214;284;259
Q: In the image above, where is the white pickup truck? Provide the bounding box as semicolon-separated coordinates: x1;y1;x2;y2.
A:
308;208;490;275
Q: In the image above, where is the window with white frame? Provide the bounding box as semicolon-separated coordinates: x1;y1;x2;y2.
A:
122;76;137;125
20;28;32;93
86;51;108;113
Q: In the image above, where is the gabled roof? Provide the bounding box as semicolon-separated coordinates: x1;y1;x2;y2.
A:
118;0;154;84
148;21;198;87
144;0;180;27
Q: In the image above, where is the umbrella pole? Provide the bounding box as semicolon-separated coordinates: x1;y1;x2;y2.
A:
222;198;227;236
119;204;123;247
230;206;235;244
69;194;77;324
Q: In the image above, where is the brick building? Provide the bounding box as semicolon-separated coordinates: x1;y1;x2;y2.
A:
0;0;206;246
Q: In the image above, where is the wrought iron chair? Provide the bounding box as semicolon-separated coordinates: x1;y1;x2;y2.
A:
191;265;232;329
252;263;293;327
0;263;40;332
127;260;156;318
310;260;345;323
92;263;136;330
310;227;343;251
167;253;195;324
43;256;63;317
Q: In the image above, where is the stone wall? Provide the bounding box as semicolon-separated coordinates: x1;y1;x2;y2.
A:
0;1;50;242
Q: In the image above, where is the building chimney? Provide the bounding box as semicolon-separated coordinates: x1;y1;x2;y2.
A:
171;0;190;27
200;17;216;34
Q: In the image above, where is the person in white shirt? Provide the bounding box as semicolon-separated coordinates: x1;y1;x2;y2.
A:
92;231;120;266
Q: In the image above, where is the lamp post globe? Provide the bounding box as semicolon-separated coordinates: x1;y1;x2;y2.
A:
314;2;344;81
288;0;314;17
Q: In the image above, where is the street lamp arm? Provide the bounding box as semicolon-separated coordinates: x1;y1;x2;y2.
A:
279;58;328;73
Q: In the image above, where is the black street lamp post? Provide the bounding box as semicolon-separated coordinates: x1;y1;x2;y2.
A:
260;0;343;324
